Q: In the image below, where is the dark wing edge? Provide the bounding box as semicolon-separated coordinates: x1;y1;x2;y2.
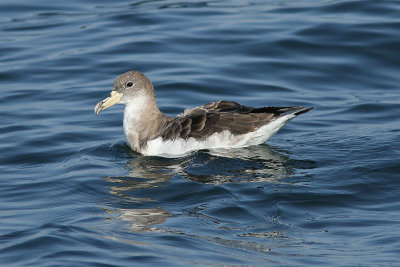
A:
293;107;313;116
250;106;313;116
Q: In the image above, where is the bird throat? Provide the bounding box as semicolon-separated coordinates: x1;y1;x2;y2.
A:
123;96;166;152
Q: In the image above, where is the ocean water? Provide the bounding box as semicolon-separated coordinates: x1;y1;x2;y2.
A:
1;0;399;266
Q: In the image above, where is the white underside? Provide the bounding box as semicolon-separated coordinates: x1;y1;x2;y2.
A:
140;114;296;156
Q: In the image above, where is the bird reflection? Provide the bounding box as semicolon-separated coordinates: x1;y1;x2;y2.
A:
103;144;305;233
185;145;295;185
102;206;172;233
118;144;295;185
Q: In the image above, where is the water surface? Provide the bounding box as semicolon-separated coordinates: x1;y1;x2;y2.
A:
1;0;399;266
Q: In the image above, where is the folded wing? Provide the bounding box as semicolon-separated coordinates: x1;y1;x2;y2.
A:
160;101;311;141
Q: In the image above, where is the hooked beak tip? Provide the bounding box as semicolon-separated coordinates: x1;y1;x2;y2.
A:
94;101;103;115
94;91;123;116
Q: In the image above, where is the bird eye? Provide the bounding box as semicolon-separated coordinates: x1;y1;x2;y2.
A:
126;81;133;87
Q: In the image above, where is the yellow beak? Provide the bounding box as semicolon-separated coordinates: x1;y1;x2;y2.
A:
94;91;123;115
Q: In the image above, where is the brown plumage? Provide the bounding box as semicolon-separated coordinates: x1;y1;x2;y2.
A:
160;100;311;141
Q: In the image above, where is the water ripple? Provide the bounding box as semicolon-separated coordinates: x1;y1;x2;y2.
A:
1;0;400;265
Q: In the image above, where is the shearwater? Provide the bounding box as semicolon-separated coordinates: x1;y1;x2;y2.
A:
95;71;312;156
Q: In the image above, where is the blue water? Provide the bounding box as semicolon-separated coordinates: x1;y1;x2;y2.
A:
1;0;399;265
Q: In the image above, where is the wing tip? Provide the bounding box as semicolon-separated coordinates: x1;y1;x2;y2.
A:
294;107;313;116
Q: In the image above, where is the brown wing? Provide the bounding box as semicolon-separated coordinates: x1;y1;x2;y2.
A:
161;101;311;141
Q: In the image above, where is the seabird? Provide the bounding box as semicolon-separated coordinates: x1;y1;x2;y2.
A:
95;70;312;156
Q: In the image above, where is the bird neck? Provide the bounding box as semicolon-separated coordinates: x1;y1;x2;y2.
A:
123;96;169;152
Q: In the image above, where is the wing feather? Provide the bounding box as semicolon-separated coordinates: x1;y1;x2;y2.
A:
160;101;310;141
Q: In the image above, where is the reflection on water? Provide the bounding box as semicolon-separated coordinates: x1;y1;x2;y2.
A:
110;144;298;185
103;145;314;236
105;145;299;198
186;145;296;185
103;207;172;233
